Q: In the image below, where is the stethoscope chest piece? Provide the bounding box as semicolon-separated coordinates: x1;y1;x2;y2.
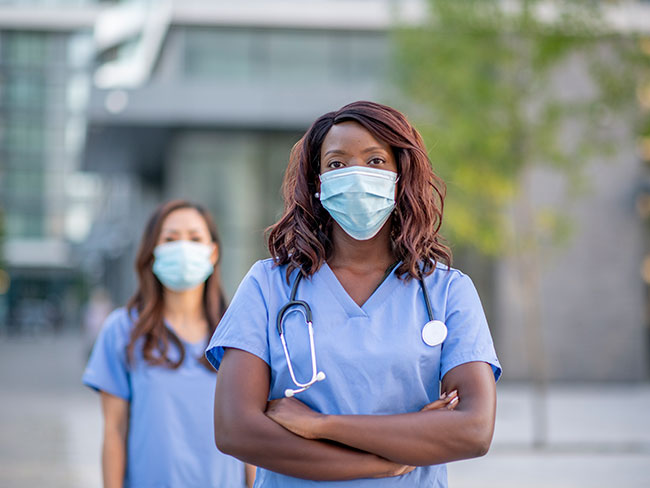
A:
422;320;447;347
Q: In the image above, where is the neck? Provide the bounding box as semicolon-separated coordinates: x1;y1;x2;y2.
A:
162;284;206;325
328;222;395;271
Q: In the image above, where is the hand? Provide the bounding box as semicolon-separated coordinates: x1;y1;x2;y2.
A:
266;397;325;440
376;390;457;478
372;459;416;479
420;390;459;412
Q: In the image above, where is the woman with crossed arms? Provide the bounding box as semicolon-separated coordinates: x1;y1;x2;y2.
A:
206;101;501;487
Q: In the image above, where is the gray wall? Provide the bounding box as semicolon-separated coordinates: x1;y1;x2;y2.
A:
166;129;301;297
496;124;647;381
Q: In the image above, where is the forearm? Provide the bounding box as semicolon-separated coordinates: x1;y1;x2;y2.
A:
316;407;490;466
215;348;407;480
217;408;403;481
312;363;497;465
102;427;127;488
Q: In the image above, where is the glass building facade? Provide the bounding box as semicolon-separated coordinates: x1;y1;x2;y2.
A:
0;26;97;333
182;27;387;85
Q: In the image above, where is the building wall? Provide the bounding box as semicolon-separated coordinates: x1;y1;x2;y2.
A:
495;112;648;381
166;129;301;296
0;28;98;332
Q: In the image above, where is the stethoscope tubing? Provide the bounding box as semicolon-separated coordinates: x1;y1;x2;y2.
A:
418;274;435;323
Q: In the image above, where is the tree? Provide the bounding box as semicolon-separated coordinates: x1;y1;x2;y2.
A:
393;0;646;446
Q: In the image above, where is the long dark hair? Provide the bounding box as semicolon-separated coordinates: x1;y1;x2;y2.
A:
126;199;227;370
267;100;451;281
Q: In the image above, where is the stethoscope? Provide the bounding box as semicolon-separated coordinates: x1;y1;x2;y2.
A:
276;267;448;397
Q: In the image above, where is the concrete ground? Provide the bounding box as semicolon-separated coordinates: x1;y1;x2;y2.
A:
448;384;650;487
1;332;649;487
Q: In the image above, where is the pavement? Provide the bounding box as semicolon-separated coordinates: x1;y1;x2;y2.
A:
448;384;650;487
1;331;649;488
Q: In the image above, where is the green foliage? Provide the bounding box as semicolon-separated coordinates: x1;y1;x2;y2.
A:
392;0;641;255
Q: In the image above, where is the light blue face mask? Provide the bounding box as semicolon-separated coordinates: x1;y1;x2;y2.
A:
152;240;214;292
319;166;398;241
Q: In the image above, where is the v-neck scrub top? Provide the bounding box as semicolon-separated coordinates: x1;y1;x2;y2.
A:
206;259;501;488
83;308;246;488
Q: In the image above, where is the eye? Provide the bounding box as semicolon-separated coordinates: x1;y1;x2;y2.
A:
164;237;177;242
328;160;344;169
368;157;385;165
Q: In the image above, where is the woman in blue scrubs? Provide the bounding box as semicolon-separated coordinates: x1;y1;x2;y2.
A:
83;200;249;488
207;101;501;487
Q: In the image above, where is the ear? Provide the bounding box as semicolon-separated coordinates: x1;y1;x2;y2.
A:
315;173;322;198
210;243;219;265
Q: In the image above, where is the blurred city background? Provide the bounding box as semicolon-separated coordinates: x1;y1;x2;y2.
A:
0;0;649;486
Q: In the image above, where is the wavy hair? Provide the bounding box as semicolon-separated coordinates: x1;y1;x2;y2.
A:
126;199;227;370
267;100;451;281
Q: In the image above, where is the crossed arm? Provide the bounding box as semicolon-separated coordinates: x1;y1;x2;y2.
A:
213;348;497;481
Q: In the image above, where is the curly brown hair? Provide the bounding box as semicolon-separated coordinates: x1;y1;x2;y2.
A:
267;100;451;282
126;199;227;370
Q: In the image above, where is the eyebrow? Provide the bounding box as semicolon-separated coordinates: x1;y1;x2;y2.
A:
323;146;388;157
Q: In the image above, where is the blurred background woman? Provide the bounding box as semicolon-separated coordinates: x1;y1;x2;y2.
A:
83;199;251;488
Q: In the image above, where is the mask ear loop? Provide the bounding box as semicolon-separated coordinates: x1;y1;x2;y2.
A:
389;169;400;241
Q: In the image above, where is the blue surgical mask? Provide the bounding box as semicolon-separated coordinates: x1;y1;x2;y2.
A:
152;240;214;292
319;166;398;241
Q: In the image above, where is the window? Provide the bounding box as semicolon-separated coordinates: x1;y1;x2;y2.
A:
184;28;258;81
182;27;389;85
5;32;47;67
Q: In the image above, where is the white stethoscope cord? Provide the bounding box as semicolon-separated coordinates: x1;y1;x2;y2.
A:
278;307;326;397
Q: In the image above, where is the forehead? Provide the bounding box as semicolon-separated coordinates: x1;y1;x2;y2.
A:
321;120;390;153
160;207;209;233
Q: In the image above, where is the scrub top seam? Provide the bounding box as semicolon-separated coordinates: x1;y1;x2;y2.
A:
317;263;368;318
361;262;403;316
440;351;502;382
209;340;271;369
320;262;405;318
82;376;131;400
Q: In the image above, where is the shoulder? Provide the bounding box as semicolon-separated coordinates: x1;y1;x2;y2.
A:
254;258;291;274
98;307;135;345
425;260;470;284
246;258;292;287
251;258;278;275
421;261;479;299
227;259;287;306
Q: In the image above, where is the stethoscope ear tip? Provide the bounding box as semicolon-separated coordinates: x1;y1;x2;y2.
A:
316;371;326;381
284;389;295;398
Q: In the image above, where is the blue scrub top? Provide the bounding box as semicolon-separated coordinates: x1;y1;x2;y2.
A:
83;308;246;488
206;259;501;488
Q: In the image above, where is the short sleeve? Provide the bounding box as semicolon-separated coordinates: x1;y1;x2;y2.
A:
82;308;132;399
206;261;271;371
440;273;502;382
